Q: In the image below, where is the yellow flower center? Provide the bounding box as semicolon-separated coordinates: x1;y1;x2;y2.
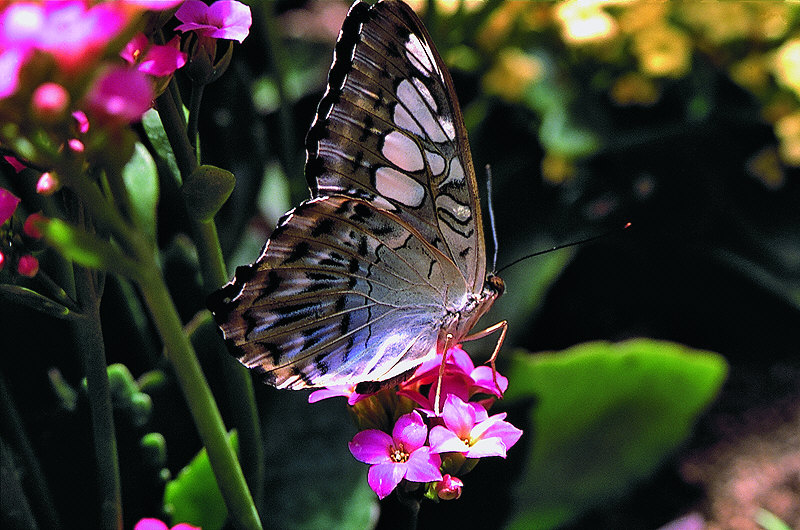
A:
389;444;409;463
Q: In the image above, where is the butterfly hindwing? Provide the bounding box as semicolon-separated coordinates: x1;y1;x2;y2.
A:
305;0;485;290
208;196;464;389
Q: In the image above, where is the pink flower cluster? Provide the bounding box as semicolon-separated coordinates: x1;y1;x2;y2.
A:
310;346;523;501
0;187;43;277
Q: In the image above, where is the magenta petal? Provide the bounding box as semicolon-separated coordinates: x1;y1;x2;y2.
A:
0;188;21;224
206;1;252;42
133;519;169;530
368;463;406;499
175;0;209;24
0;48;28;99
121;33;149;64
86;67;153;124
465;437;508;459
428;425;468;454
392;411;427;451
471;365;508;396
139;42;187;76
478;418;523;452
349;429;392;465
404;446;442;483
448;346;475;373
441;394;477;437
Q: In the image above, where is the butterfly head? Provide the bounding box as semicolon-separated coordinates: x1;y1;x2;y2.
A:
485;273;505;298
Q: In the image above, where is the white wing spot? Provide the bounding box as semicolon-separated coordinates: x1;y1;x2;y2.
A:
412;77;436;111
406;33;435;74
426;150;445;175
436;194;471;222
375;166;425;207
382;131;424;172
394;102;424;137
397;79;448;143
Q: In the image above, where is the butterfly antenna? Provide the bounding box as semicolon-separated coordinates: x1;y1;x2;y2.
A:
485;164;500;272
495;222;632;275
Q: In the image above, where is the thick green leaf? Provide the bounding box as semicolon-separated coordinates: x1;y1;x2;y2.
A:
0;284;77;320
163;431;238;530
39;219;139;278
122;142;159;244
181;165;235;222
504;339;727;530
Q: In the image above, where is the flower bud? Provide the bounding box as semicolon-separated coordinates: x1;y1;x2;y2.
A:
36;172;60;195
23;213;45;239
435;474;463;500
17;254;39;277
32;82;70;123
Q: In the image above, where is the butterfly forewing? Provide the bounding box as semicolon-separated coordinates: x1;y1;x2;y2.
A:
306;0;486;290
209;0;501;390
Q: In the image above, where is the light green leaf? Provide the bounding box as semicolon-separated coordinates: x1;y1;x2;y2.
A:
40;219;139;278
181;164;235;222
122;142;159;244
164;431;238;530
505;339;728;530
142;108;181;185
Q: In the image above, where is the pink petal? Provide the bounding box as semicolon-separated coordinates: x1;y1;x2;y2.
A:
0;48;29;99
465;436;508;459
85;67;153;125
477;417;523;452
3;156;27;173
121;33;149;65
448;346;476;373
175;1;210;24
139;39;187;76
349;429;392;465
134;519;169;530
392;411;427;451
121;0;184;9
470;365;508;397
367;462;406;499
171;524;201;530
441;394;477;437
0;3;46;46
404;446;442;483
428;425;469;454
206;0;252;42
0;188;21;224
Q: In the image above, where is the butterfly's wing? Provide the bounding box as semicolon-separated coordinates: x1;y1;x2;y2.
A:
306;0;486;291
208;196;464;389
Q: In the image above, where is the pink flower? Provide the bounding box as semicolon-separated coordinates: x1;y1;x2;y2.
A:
122;34;187;77
429;395;522;459
134;518;201;530
435;474;464;500
72;110;89;134
84;66;154;126
408;347;508;399
0;188;21;224
175;0;252;43
349;411;442;499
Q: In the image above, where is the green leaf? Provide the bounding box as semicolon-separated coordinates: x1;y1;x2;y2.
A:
755;509;792;530
0;284;77;320
122;142;159;244
40;219;140;278
181;164;235;222
504;339;728;530
164;431;238;530
142;108;181;186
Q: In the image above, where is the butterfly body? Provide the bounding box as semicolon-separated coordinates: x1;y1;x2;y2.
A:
208;0;504;390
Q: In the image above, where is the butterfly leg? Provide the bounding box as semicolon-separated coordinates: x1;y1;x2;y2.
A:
462;320;508;396
434;333;454;416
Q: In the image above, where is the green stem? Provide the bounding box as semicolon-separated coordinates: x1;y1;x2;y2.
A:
157;79;265;511
73;266;122;530
187;82;205;150
137;265;262;530
0;372;62;529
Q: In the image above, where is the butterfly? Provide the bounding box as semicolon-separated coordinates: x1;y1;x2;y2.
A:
208;0;506;393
